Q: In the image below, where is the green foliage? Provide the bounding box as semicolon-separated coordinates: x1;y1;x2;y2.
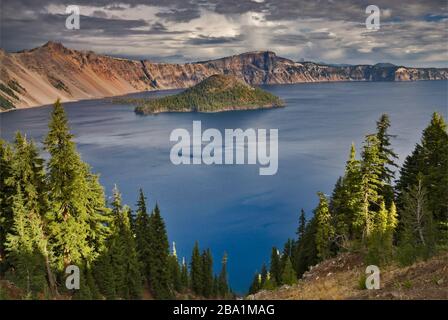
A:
218;252;229;297
269;247;282;286
96;186;142;299
190;241;203;295
201;249;214;297
376;114;398;205
147;204;172;299
0;94;15;110
281;257;297;285
134;189;151;276
44;99;107;274
315;192;334;260
397;176;436;266
4;187;48;298
1;99;230;300
133;75;284;114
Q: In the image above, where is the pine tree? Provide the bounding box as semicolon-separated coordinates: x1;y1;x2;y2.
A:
356;135;384;241
190;241;203;295
134;189;151;277
0;140;16;271
168;242;182;292
201;249;214;297
262;272;275;290
396;113;448;244
398;176;436;265
367;201;388;265
296;209;306;241
4;186;48;298
218;252;229;297
248;273;261;295
338;143;363;242
281;257;297;285
294;216;318;277
315;192;334;260
4;134;57;296
180;257;189;292
44;100;108;279
269;247;282;286
376;114;398;205
147;203;172;299
105;186;142;299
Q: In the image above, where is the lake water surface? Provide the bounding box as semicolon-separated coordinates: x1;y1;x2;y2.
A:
1;81;447;293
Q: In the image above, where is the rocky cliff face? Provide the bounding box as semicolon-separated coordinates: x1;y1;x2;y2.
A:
1;42;447;111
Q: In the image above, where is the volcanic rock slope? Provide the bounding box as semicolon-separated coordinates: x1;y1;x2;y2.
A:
1;41;447;110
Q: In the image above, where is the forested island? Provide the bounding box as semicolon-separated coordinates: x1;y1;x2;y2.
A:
130;75;284;115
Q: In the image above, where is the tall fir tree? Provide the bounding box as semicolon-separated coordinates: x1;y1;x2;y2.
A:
0;139;14;272
315;192;334;260
44;100;108;282
201;249;214;297
375;114;398;206
147;203;172;299
356;134;384;241
398;176;436;265
104;186;142;299
134;189;151;277
4;186;48;298
5;134;57;295
269;247;282;286
180;257;189;292
296;209;306;241
218;252;229;297
190;241;203;295
397;113;448;243
168;242;182;293
281;257;297;285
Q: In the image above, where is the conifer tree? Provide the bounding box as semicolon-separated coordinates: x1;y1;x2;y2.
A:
105;186;142;299
190;241;203;295
376;114;398;205
262;272;275;290
5;134;57;296
269;247;282;286
147;204;172;299
397;113;448;243
218;252;229;297
201;249;214;297
4;186;48;298
180;257;189;291
356;135;384;241
248;273;262;295
0;140;14;271
398;176;436;265
44;100;108;277
134;189;151;276
315;192;334;260
297;209;306;241
281;257;297;285
367;201;388;264
294;216;318;277
168;242;182;292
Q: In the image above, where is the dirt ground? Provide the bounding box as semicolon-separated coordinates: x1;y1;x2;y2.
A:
247;251;448;300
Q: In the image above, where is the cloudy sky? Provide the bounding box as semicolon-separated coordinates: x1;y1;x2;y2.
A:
1;0;447;66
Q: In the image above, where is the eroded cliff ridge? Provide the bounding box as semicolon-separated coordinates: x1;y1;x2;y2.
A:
1;42;447;111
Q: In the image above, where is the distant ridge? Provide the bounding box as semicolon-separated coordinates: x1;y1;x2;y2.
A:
1;42;447;111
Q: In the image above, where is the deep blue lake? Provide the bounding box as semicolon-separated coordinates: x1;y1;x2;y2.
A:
1;81;447;293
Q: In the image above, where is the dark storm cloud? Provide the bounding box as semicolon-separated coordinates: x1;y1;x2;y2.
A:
0;0;446;66
186;34;244;45
156;8;201;23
